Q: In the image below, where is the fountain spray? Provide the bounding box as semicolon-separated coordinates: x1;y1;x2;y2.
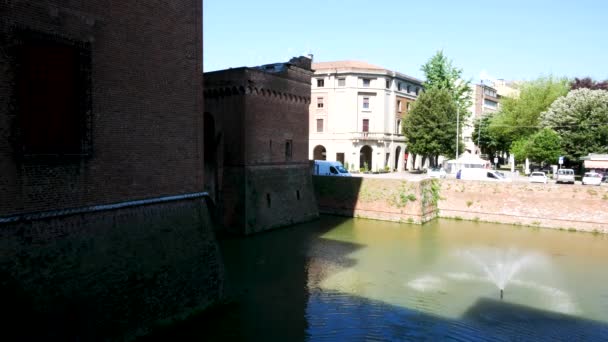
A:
500;289;504;300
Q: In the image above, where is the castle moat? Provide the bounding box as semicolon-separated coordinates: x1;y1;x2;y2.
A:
150;215;608;341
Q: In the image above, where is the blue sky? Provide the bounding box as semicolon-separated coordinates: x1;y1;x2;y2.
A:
203;0;608;82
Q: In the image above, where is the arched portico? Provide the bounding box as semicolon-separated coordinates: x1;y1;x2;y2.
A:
313;145;326;160
360;145;372;170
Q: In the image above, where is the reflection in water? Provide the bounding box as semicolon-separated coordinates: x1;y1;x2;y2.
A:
147;216;608;341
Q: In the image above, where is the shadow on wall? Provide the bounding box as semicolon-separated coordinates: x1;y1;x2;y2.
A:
312;176;439;224
1;199;223;341
312;175;363;218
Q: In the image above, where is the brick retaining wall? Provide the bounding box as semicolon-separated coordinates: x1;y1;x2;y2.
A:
313;176;608;232
312;176;438;224
438;180;608;232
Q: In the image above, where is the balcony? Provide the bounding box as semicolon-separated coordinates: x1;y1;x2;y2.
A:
351;132;405;143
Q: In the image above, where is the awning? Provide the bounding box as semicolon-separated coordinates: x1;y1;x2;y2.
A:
584;160;608;169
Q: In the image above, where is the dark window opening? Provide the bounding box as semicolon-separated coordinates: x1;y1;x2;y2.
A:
362;119;369;132
285;139;292;160
266;193;271;208
16;32;91;156
336;152;345;165
296;190;300;200
316;118;324;132
317;97;324;108
317;79;324;87
362;97;370;109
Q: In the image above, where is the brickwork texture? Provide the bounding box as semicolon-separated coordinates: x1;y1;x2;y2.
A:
204;64;319;234
0;1;224;339
313;176;438;224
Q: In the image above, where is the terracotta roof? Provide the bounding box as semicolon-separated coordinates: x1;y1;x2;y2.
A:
312;60;385;71
312;60;423;84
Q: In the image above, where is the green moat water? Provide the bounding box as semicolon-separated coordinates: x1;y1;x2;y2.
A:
153;216;608;341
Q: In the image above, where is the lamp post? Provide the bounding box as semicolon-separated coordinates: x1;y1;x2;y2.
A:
479;82;484;155
455;106;459;160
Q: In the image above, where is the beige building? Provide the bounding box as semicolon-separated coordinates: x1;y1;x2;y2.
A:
464;80;520;155
463;79;520;155
464;83;500;154
309;60;423;171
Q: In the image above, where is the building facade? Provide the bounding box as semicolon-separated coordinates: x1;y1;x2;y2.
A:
204;57;319;235
463;83;500;154
463;80;520;155
0;1;222;339
309;61;423;172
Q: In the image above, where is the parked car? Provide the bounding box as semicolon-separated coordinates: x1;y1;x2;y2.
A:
529;171;548;184
427;167;447;179
458;168;511;182
582;172;602;186
555;169;575;184
313;160;352;177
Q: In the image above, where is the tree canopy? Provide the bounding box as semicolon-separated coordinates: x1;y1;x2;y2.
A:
471;112;509;158
421;50;471;115
570;77;608;91
489;76;569;151
403;87;460;166
540;88;608;162
510;129;562;165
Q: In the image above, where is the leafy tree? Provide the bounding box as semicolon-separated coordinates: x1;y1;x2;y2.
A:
510;138;529;163
403;88;460;166
540;88;608;162
525;128;563;164
570;77;608;91
509;129;562;165
488;76;569;149
471;112;509;157
421;50;472;116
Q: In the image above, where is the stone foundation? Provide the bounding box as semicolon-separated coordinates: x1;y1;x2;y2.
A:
0;198;223;340
223;164;319;235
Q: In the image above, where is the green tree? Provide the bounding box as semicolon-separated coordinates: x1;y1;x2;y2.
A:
471;112;509;157
489;76;569;149
403;88;459;166
510;138;530;162
510;129;563;165
526;128;563;164
421;50;472;116
540;88;608;162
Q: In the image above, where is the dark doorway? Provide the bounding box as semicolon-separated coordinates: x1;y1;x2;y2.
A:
360;145;372;170
336;153;345;165
395;146;401;171
313;145;326;160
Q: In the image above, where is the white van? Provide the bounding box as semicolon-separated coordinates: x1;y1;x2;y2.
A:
313;160;352;177
555;168;575;184
457;168;511;182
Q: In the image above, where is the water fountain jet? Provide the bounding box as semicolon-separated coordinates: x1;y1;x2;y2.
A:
458;247;543;297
